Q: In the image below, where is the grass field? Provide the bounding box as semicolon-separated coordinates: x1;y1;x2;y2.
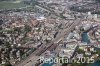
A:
0;0;27;9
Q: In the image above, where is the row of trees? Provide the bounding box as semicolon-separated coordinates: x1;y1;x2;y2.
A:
96;0;100;2
0;0;15;1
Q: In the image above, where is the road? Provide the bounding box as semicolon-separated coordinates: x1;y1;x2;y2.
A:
42;19;81;56
15;18;81;66
15;1;82;66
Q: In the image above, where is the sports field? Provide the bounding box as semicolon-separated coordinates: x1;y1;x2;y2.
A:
0;0;27;9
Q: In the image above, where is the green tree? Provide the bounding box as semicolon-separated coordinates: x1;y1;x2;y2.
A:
5;42;11;48
77;49;84;54
24;25;32;33
96;0;100;2
96;50;100;55
3;61;12;66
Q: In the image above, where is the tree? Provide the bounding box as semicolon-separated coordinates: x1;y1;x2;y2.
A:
24;25;32;33
96;0;100;2
4;42;11;48
77;49;84;54
4;63;12;66
3;61;12;66
62;63;68;66
96;50;100;55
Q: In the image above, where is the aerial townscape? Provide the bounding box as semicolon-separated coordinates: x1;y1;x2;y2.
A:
0;0;100;66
